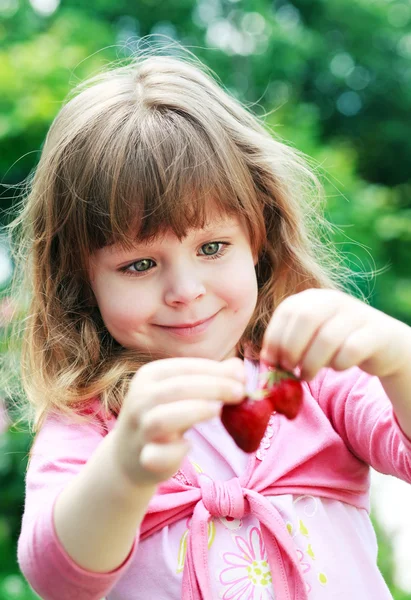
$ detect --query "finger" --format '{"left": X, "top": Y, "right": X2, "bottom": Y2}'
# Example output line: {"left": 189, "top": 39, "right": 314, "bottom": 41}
{"left": 278, "top": 312, "right": 322, "bottom": 371}
{"left": 261, "top": 306, "right": 292, "bottom": 368}
{"left": 331, "top": 327, "right": 380, "bottom": 374}
{"left": 223, "top": 357, "right": 247, "bottom": 382}
{"left": 126, "top": 374, "right": 244, "bottom": 427}
{"left": 135, "top": 374, "right": 245, "bottom": 415}
{"left": 140, "top": 399, "right": 222, "bottom": 443}
{"left": 139, "top": 439, "right": 190, "bottom": 475}
{"left": 136, "top": 356, "right": 245, "bottom": 384}
{"left": 263, "top": 297, "right": 338, "bottom": 369}
{"left": 298, "top": 315, "right": 363, "bottom": 380}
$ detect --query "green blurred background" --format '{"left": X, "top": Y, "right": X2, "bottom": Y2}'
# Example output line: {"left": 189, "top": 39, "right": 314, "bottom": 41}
{"left": 0, "top": 0, "right": 411, "bottom": 598}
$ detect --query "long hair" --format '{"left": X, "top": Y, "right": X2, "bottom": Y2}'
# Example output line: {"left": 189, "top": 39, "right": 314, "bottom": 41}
{"left": 9, "top": 43, "right": 356, "bottom": 431}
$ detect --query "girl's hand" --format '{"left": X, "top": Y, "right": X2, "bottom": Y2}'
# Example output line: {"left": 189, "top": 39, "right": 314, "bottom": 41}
{"left": 111, "top": 357, "right": 246, "bottom": 487}
{"left": 261, "top": 288, "right": 411, "bottom": 382}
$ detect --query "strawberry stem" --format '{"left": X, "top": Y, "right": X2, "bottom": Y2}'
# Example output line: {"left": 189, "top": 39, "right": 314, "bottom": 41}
{"left": 259, "top": 366, "right": 300, "bottom": 388}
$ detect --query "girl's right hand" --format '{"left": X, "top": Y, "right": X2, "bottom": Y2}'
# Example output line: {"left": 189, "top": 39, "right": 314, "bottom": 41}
{"left": 111, "top": 356, "right": 246, "bottom": 487}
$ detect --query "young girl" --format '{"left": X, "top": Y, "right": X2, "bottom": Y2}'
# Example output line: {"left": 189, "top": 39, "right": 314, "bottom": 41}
{"left": 15, "top": 47, "right": 411, "bottom": 600}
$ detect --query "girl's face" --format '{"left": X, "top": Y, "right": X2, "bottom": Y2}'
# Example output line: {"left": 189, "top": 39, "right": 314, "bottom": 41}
{"left": 88, "top": 212, "right": 258, "bottom": 361}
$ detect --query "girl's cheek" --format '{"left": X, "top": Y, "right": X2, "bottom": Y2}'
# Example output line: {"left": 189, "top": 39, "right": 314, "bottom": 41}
{"left": 221, "top": 255, "right": 257, "bottom": 300}
{"left": 98, "top": 287, "right": 154, "bottom": 332}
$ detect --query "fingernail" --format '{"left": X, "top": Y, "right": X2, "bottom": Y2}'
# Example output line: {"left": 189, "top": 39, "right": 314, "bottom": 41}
{"left": 210, "top": 401, "right": 222, "bottom": 415}
{"left": 224, "top": 357, "right": 246, "bottom": 382}
{"left": 281, "top": 359, "right": 293, "bottom": 371}
{"left": 301, "top": 370, "right": 313, "bottom": 381}
{"left": 232, "top": 383, "right": 245, "bottom": 399}
{"left": 260, "top": 350, "right": 273, "bottom": 365}
{"left": 234, "top": 369, "right": 246, "bottom": 382}
{"left": 225, "top": 356, "right": 242, "bottom": 365}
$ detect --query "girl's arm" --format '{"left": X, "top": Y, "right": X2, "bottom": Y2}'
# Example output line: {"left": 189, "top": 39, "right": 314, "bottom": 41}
{"left": 379, "top": 366, "right": 411, "bottom": 439}
{"left": 53, "top": 428, "right": 156, "bottom": 572}
{"left": 313, "top": 365, "right": 411, "bottom": 481}
{"left": 18, "top": 407, "right": 143, "bottom": 600}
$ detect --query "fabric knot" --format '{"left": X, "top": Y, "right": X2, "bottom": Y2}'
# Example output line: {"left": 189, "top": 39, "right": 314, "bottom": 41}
{"left": 199, "top": 475, "right": 245, "bottom": 519}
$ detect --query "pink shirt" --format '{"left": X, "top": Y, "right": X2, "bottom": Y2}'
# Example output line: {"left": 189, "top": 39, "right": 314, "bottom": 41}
{"left": 18, "top": 361, "right": 411, "bottom": 599}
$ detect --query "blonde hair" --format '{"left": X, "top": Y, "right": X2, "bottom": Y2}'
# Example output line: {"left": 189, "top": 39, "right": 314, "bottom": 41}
{"left": 9, "top": 42, "right": 357, "bottom": 431}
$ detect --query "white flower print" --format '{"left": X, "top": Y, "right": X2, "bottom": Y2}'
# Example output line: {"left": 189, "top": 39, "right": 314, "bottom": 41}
{"left": 218, "top": 526, "right": 275, "bottom": 599}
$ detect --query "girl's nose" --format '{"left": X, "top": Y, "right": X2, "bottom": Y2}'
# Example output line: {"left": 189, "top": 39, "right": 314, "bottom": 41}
{"left": 164, "top": 271, "right": 206, "bottom": 306}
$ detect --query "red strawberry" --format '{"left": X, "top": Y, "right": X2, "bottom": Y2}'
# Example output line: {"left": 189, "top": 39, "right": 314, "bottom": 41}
{"left": 221, "top": 392, "right": 273, "bottom": 453}
{"left": 221, "top": 366, "right": 304, "bottom": 452}
{"left": 261, "top": 368, "right": 303, "bottom": 419}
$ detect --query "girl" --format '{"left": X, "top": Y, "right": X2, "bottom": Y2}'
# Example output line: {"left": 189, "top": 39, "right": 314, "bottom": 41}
{"left": 14, "top": 47, "right": 411, "bottom": 600}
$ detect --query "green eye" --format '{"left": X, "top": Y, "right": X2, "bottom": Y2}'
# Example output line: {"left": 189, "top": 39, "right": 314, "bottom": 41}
{"left": 201, "top": 242, "right": 220, "bottom": 255}
{"left": 133, "top": 259, "right": 154, "bottom": 271}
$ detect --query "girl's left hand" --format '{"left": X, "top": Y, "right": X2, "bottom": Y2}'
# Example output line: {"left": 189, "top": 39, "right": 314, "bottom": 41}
{"left": 260, "top": 288, "right": 411, "bottom": 381}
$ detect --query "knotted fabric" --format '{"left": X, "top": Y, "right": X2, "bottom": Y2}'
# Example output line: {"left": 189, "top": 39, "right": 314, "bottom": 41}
{"left": 183, "top": 474, "right": 308, "bottom": 599}
{"left": 199, "top": 474, "right": 244, "bottom": 519}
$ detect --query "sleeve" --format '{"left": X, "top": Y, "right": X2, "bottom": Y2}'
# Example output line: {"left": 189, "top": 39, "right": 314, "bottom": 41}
{"left": 313, "top": 366, "right": 411, "bottom": 483}
{"left": 17, "top": 405, "right": 138, "bottom": 600}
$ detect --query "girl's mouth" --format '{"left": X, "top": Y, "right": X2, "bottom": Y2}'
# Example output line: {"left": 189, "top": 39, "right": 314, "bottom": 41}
{"left": 155, "top": 313, "right": 218, "bottom": 337}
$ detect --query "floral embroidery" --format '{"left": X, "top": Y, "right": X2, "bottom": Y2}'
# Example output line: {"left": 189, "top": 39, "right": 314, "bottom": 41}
{"left": 173, "top": 458, "right": 203, "bottom": 485}
{"left": 191, "top": 460, "right": 203, "bottom": 473}
{"left": 296, "top": 549, "right": 311, "bottom": 574}
{"left": 177, "top": 529, "right": 189, "bottom": 574}
{"left": 285, "top": 497, "right": 328, "bottom": 594}
{"left": 219, "top": 515, "right": 243, "bottom": 531}
{"left": 294, "top": 495, "right": 319, "bottom": 518}
{"left": 255, "top": 366, "right": 277, "bottom": 461}
{"left": 256, "top": 415, "right": 276, "bottom": 461}
{"left": 299, "top": 519, "right": 309, "bottom": 537}
{"left": 218, "top": 526, "right": 274, "bottom": 599}
{"left": 176, "top": 516, "right": 216, "bottom": 573}
{"left": 307, "top": 544, "right": 315, "bottom": 560}
{"left": 173, "top": 469, "right": 192, "bottom": 487}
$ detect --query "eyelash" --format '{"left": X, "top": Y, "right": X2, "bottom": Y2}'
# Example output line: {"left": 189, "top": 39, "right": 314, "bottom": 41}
{"left": 119, "top": 242, "right": 231, "bottom": 277}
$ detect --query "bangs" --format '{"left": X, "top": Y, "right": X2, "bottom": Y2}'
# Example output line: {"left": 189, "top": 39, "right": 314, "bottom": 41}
{"left": 80, "top": 107, "right": 263, "bottom": 253}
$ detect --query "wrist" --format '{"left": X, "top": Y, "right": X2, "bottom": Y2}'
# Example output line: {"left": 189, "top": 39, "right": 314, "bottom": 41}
{"left": 378, "top": 343, "right": 411, "bottom": 441}
{"left": 53, "top": 427, "right": 157, "bottom": 574}
{"left": 98, "top": 430, "right": 158, "bottom": 507}
{"left": 379, "top": 322, "right": 411, "bottom": 381}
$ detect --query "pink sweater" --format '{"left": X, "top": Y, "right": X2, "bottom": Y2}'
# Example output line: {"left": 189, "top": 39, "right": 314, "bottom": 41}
{"left": 18, "top": 361, "right": 411, "bottom": 600}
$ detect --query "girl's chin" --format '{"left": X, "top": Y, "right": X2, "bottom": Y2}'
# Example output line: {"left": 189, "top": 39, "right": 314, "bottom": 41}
{"left": 120, "top": 336, "right": 237, "bottom": 362}
{"left": 156, "top": 346, "right": 231, "bottom": 361}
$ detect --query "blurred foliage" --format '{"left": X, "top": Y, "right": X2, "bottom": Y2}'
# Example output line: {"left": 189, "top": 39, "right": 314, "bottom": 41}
{"left": 0, "top": 425, "right": 39, "bottom": 599}
{"left": 0, "top": 0, "right": 411, "bottom": 598}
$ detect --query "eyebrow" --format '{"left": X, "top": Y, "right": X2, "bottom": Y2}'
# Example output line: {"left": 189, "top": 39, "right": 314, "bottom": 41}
{"left": 104, "top": 221, "right": 240, "bottom": 255}
{"left": 198, "top": 221, "right": 239, "bottom": 234}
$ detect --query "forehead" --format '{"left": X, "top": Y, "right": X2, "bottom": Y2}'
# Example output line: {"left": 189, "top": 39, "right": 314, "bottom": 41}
{"left": 105, "top": 212, "right": 243, "bottom": 254}
{"left": 186, "top": 212, "right": 241, "bottom": 233}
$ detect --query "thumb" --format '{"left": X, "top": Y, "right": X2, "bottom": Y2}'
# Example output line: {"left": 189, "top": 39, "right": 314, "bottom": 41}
{"left": 222, "top": 356, "right": 246, "bottom": 382}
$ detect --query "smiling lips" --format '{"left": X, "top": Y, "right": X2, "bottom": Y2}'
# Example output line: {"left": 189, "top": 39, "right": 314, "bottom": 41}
{"left": 155, "top": 313, "right": 217, "bottom": 337}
